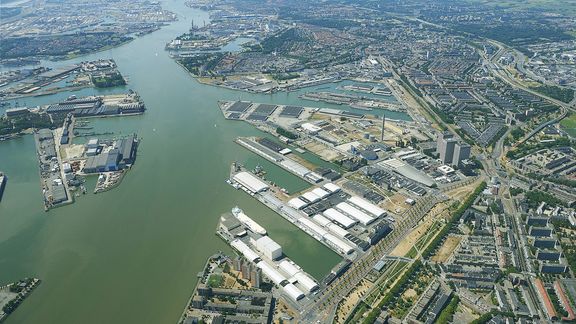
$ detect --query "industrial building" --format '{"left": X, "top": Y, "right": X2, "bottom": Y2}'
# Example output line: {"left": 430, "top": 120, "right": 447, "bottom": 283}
{"left": 218, "top": 213, "right": 247, "bottom": 238}
{"left": 335, "top": 202, "right": 375, "bottom": 226}
{"left": 348, "top": 196, "right": 386, "bottom": 218}
{"left": 255, "top": 236, "right": 282, "bottom": 260}
{"left": 297, "top": 217, "right": 355, "bottom": 255}
{"left": 288, "top": 197, "right": 308, "bottom": 210}
{"left": 323, "top": 183, "right": 341, "bottom": 193}
{"left": 82, "top": 135, "right": 138, "bottom": 173}
{"left": 231, "top": 239, "right": 261, "bottom": 263}
{"left": 323, "top": 208, "right": 358, "bottom": 229}
{"left": 5, "top": 107, "right": 30, "bottom": 118}
{"left": 232, "top": 171, "right": 269, "bottom": 193}
{"left": 278, "top": 260, "right": 319, "bottom": 293}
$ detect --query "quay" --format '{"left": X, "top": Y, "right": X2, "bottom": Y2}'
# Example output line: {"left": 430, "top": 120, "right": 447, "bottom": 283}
{"left": 228, "top": 163, "right": 394, "bottom": 258}
{"left": 228, "top": 163, "right": 358, "bottom": 258}
{"left": 0, "top": 278, "right": 41, "bottom": 323}
{"left": 235, "top": 136, "right": 324, "bottom": 184}
{"left": 34, "top": 129, "right": 73, "bottom": 211}
{"left": 217, "top": 207, "right": 322, "bottom": 310}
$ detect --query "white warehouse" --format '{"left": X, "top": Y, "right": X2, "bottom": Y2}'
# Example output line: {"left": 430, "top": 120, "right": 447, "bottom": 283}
{"left": 301, "top": 191, "right": 320, "bottom": 204}
{"left": 312, "top": 187, "right": 330, "bottom": 199}
{"left": 233, "top": 172, "right": 269, "bottom": 193}
{"left": 294, "top": 272, "right": 319, "bottom": 293}
{"left": 288, "top": 197, "right": 308, "bottom": 210}
{"left": 335, "top": 202, "right": 375, "bottom": 226}
{"left": 298, "top": 217, "right": 328, "bottom": 237}
{"left": 323, "top": 183, "right": 341, "bottom": 193}
{"left": 323, "top": 208, "right": 358, "bottom": 229}
{"left": 348, "top": 196, "right": 386, "bottom": 218}
{"left": 255, "top": 236, "right": 283, "bottom": 260}
{"left": 230, "top": 239, "right": 261, "bottom": 263}
{"left": 257, "top": 261, "right": 286, "bottom": 285}
{"left": 283, "top": 283, "right": 305, "bottom": 301}
{"left": 323, "top": 233, "right": 354, "bottom": 255}
{"left": 312, "top": 214, "right": 332, "bottom": 227}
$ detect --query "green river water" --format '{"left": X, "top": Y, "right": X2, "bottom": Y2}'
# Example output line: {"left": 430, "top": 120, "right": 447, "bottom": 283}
{"left": 0, "top": 1, "right": 411, "bottom": 323}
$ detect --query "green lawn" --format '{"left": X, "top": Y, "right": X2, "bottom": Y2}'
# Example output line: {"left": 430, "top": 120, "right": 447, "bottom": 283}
{"left": 561, "top": 114, "right": 576, "bottom": 138}
{"left": 207, "top": 274, "right": 223, "bottom": 288}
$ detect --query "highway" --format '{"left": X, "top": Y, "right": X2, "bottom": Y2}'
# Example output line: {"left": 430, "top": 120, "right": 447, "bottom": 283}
{"left": 484, "top": 40, "right": 576, "bottom": 146}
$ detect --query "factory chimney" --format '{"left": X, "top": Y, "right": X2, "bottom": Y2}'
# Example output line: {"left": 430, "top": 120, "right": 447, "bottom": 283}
{"left": 381, "top": 114, "right": 385, "bottom": 141}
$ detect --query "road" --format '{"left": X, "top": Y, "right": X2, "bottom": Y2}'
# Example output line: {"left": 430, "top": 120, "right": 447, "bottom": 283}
{"left": 484, "top": 40, "right": 576, "bottom": 145}
{"left": 299, "top": 193, "right": 446, "bottom": 323}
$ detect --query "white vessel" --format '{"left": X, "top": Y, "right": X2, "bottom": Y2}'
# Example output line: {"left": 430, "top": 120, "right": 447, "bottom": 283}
{"left": 231, "top": 206, "right": 267, "bottom": 235}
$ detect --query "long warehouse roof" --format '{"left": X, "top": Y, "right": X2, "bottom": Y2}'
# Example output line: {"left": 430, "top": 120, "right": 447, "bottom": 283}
{"left": 257, "top": 261, "right": 286, "bottom": 285}
{"left": 312, "top": 214, "right": 332, "bottom": 227}
{"left": 283, "top": 283, "right": 305, "bottom": 301}
{"left": 298, "top": 217, "right": 328, "bottom": 237}
{"left": 312, "top": 187, "right": 330, "bottom": 199}
{"left": 323, "top": 233, "right": 354, "bottom": 255}
{"left": 348, "top": 196, "right": 386, "bottom": 218}
{"left": 279, "top": 260, "right": 301, "bottom": 277}
{"left": 294, "top": 272, "right": 319, "bottom": 293}
{"left": 336, "top": 202, "right": 375, "bottom": 226}
{"left": 236, "top": 211, "right": 267, "bottom": 235}
{"left": 231, "top": 239, "right": 260, "bottom": 262}
{"left": 233, "top": 171, "right": 269, "bottom": 193}
{"left": 301, "top": 191, "right": 320, "bottom": 203}
{"left": 323, "top": 208, "right": 357, "bottom": 229}
{"left": 323, "top": 183, "right": 341, "bottom": 193}
{"left": 325, "top": 222, "right": 350, "bottom": 238}
{"left": 288, "top": 197, "right": 308, "bottom": 210}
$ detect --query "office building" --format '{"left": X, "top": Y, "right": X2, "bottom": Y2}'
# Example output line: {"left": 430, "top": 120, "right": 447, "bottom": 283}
{"left": 453, "top": 143, "right": 471, "bottom": 166}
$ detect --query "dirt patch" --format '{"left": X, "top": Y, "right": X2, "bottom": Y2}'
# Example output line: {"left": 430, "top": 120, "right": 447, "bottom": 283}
{"left": 302, "top": 141, "right": 341, "bottom": 161}
{"left": 383, "top": 193, "right": 409, "bottom": 214}
{"left": 431, "top": 235, "right": 462, "bottom": 263}
{"left": 403, "top": 288, "right": 417, "bottom": 299}
{"left": 336, "top": 281, "right": 372, "bottom": 324}
{"left": 390, "top": 216, "right": 435, "bottom": 257}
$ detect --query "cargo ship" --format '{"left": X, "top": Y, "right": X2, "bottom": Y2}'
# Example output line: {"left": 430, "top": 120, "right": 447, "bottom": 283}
{"left": 0, "top": 172, "right": 6, "bottom": 202}
{"left": 231, "top": 206, "right": 267, "bottom": 235}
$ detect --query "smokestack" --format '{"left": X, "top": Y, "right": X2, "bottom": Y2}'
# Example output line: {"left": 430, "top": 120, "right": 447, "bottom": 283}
{"left": 381, "top": 114, "right": 385, "bottom": 141}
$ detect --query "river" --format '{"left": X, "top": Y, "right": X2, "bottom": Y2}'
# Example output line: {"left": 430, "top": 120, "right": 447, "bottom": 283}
{"left": 0, "top": 1, "right": 410, "bottom": 323}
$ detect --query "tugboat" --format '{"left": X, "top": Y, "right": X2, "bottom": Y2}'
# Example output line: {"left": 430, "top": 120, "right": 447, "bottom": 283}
{"left": 0, "top": 172, "right": 6, "bottom": 202}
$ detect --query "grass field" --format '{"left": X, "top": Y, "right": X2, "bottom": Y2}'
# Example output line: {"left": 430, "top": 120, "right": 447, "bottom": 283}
{"left": 561, "top": 113, "right": 576, "bottom": 138}
{"left": 207, "top": 274, "right": 223, "bottom": 288}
